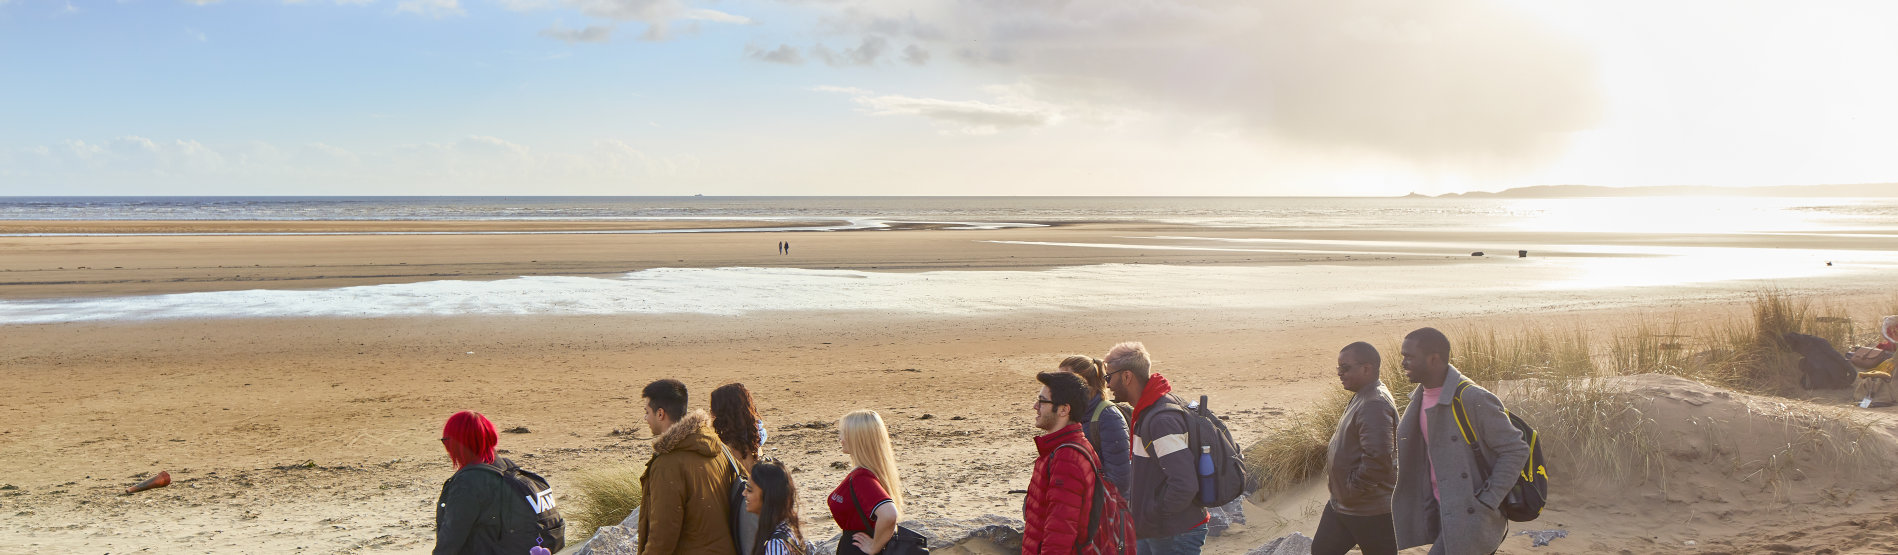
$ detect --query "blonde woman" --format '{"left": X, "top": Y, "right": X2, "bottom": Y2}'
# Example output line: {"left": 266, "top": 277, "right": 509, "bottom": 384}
{"left": 827, "top": 410, "right": 905, "bottom": 555}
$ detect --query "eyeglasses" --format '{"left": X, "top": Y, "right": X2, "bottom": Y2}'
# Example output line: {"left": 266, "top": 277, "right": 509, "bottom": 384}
{"left": 1035, "top": 397, "right": 1056, "bottom": 406}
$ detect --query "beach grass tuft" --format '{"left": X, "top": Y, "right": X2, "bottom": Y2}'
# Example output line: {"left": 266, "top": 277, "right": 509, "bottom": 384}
{"left": 567, "top": 466, "right": 644, "bottom": 541}
{"left": 1243, "top": 390, "right": 1348, "bottom": 497}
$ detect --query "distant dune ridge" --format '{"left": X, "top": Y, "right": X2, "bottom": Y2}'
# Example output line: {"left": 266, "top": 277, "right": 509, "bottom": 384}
{"left": 1425, "top": 182, "right": 1898, "bottom": 198}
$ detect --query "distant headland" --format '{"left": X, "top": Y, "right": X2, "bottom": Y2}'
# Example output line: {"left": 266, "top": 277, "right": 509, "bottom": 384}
{"left": 1421, "top": 183, "right": 1898, "bottom": 198}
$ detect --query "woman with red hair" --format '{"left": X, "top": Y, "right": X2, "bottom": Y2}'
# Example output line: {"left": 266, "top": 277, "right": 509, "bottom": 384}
{"left": 433, "top": 410, "right": 532, "bottom": 555}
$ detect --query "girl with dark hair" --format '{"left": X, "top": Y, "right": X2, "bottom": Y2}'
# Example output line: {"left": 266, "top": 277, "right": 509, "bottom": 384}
{"left": 434, "top": 410, "right": 536, "bottom": 555}
{"left": 712, "top": 383, "right": 768, "bottom": 552}
{"left": 744, "top": 460, "right": 810, "bottom": 555}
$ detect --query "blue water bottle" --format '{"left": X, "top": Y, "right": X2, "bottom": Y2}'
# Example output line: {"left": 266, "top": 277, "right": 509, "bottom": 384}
{"left": 1197, "top": 445, "right": 1216, "bottom": 505}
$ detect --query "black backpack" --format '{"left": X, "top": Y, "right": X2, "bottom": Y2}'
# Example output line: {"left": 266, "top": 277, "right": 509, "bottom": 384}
{"left": 1140, "top": 394, "right": 1249, "bottom": 508}
{"left": 1450, "top": 381, "right": 1548, "bottom": 522}
{"left": 720, "top": 445, "right": 751, "bottom": 555}
{"left": 468, "top": 458, "right": 566, "bottom": 552}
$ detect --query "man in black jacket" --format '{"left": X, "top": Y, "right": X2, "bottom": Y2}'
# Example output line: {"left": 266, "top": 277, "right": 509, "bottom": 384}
{"left": 1104, "top": 341, "right": 1207, "bottom": 555}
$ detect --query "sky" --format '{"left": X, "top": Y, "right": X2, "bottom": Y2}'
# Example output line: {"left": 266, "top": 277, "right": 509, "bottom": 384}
{"left": 3, "top": 0, "right": 1898, "bottom": 196}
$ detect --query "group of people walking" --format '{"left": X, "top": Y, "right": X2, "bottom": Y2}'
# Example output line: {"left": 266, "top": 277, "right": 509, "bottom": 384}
{"left": 431, "top": 327, "right": 1531, "bottom": 555}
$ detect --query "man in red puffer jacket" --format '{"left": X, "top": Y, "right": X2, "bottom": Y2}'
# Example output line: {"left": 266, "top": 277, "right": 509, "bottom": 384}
{"left": 1024, "top": 371, "right": 1098, "bottom": 554}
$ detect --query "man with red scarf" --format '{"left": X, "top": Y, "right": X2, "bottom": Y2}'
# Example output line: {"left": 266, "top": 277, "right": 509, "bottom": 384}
{"left": 1103, "top": 342, "right": 1207, "bottom": 555}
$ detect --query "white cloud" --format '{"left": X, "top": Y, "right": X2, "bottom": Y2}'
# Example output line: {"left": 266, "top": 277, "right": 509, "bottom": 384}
{"left": 539, "top": 23, "right": 615, "bottom": 43}
{"left": 790, "top": 0, "right": 1604, "bottom": 167}
{"left": 395, "top": 0, "right": 463, "bottom": 18}
{"left": 818, "top": 87, "right": 1056, "bottom": 134}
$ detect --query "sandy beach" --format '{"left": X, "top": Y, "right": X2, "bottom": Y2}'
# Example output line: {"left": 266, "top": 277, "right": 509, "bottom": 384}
{"left": 5, "top": 220, "right": 1898, "bottom": 554}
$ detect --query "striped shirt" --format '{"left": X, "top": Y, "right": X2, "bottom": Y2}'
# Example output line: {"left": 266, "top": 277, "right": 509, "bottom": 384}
{"left": 760, "top": 521, "right": 807, "bottom": 555}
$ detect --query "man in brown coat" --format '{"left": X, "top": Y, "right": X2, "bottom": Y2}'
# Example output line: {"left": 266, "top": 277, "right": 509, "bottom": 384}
{"left": 1314, "top": 341, "right": 1399, "bottom": 555}
{"left": 636, "top": 379, "right": 738, "bottom": 555}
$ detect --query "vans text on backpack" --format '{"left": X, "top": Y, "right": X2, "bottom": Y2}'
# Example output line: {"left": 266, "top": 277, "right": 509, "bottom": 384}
{"left": 468, "top": 458, "right": 567, "bottom": 552}
{"left": 1138, "top": 394, "right": 1250, "bottom": 508}
{"left": 1450, "top": 381, "right": 1548, "bottom": 522}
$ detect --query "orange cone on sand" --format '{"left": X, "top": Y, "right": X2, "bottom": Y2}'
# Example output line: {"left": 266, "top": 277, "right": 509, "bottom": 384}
{"left": 127, "top": 471, "right": 171, "bottom": 494}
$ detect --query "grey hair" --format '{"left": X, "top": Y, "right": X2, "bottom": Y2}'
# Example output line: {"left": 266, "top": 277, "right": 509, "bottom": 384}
{"left": 1104, "top": 341, "right": 1152, "bottom": 382}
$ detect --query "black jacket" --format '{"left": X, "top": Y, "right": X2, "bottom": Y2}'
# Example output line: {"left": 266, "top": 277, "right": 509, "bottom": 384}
{"left": 435, "top": 462, "right": 537, "bottom": 555}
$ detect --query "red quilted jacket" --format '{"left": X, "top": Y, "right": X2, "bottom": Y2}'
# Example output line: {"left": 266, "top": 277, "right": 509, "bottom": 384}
{"left": 1023, "top": 424, "right": 1098, "bottom": 555}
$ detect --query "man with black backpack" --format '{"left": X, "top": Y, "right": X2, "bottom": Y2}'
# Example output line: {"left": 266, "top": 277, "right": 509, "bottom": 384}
{"left": 1104, "top": 342, "right": 1207, "bottom": 555}
{"left": 1392, "top": 328, "right": 1529, "bottom": 555}
{"left": 636, "top": 379, "right": 740, "bottom": 555}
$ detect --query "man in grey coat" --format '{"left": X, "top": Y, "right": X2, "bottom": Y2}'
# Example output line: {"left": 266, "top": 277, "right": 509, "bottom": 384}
{"left": 1314, "top": 341, "right": 1398, "bottom": 555}
{"left": 1392, "top": 328, "right": 1529, "bottom": 555}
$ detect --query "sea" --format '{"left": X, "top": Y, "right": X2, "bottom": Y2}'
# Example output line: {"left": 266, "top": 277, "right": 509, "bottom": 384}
{"left": 0, "top": 195, "right": 1892, "bottom": 234}
{"left": 2, "top": 196, "right": 1896, "bottom": 324}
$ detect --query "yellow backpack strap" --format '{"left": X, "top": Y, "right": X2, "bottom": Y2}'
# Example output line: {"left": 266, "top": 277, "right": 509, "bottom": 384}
{"left": 1450, "top": 380, "right": 1477, "bottom": 446}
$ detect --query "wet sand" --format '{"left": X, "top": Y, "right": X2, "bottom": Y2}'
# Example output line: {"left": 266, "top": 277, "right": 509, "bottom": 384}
{"left": 4, "top": 221, "right": 1898, "bottom": 554}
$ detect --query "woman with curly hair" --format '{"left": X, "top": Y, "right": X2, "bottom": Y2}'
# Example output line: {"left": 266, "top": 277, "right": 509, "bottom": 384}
{"left": 713, "top": 383, "right": 769, "bottom": 552}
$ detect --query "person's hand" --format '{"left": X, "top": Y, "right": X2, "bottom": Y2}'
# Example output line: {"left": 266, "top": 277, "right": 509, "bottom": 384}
{"left": 852, "top": 532, "right": 880, "bottom": 554}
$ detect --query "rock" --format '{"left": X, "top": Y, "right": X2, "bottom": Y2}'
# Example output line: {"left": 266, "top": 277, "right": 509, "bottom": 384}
{"left": 1245, "top": 532, "right": 1313, "bottom": 555}
{"left": 811, "top": 514, "right": 1024, "bottom": 554}
{"left": 571, "top": 508, "right": 641, "bottom": 555}
{"left": 1221, "top": 497, "right": 1247, "bottom": 525}
{"left": 503, "top": 426, "right": 531, "bottom": 434}
{"left": 1207, "top": 497, "right": 1249, "bottom": 536}
{"left": 1471, "top": 251, "right": 1485, "bottom": 257}
{"left": 908, "top": 514, "right": 1025, "bottom": 550}
{"left": 572, "top": 525, "right": 638, "bottom": 555}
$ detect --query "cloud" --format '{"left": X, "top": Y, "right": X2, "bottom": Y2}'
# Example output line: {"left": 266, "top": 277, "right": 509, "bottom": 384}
{"left": 395, "top": 0, "right": 464, "bottom": 18}
{"left": 793, "top": 0, "right": 1604, "bottom": 165}
{"left": 746, "top": 44, "right": 804, "bottom": 65}
{"left": 818, "top": 87, "right": 1056, "bottom": 134}
{"left": 813, "top": 35, "right": 888, "bottom": 66}
{"left": 901, "top": 44, "right": 930, "bottom": 66}
{"left": 539, "top": 23, "right": 615, "bottom": 43}
{"left": 186, "top": 28, "right": 208, "bottom": 42}
{"left": 558, "top": 0, "right": 749, "bottom": 40}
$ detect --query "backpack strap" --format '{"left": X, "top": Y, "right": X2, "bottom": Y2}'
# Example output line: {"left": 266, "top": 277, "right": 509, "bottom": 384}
{"left": 1086, "top": 399, "right": 1110, "bottom": 447}
{"left": 1136, "top": 395, "right": 1188, "bottom": 457}
{"left": 844, "top": 470, "right": 887, "bottom": 533}
{"left": 1045, "top": 442, "right": 1102, "bottom": 553}
{"left": 1449, "top": 381, "right": 1493, "bottom": 480}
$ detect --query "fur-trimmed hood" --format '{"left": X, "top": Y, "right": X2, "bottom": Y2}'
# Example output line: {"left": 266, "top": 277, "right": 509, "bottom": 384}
{"left": 653, "top": 409, "right": 721, "bottom": 458}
